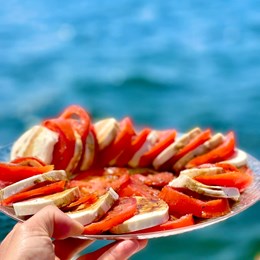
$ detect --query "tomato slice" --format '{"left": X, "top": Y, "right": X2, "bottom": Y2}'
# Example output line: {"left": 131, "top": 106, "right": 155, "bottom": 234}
{"left": 10, "top": 157, "right": 47, "bottom": 167}
{"left": 63, "top": 193, "right": 98, "bottom": 211}
{"left": 195, "top": 163, "right": 253, "bottom": 192}
{"left": 42, "top": 118, "right": 76, "bottom": 171}
{"left": 134, "top": 214, "right": 194, "bottom": 233}
{"left": 138, "top": 130, "right": 177, "bottom": 168}
{"left": 0, "top": 163, "right": 54, "bottom": 186}
{"left": 1, "top": 180, "right": 66, "bottom": 206}
{"left": 115, "top": 128, "right": 151, "bottom": 167}
{"left": 186, "top": 131, "right": 236, "bottom": 168}
{"left": 69, "top": 171, "right": 130, "bottom": 196}
{"left": 117, "top": 176, "right": 160, "bottom": 199}
{"left": 83, "top": 197, "right": 137, "bottom": 234}
{"left": 131, "top": 171, "right": 174, "bottom": 188}
{"left": 98, "top": 117, "right": 135, "bottom": 166}
{"left": 159, "top": 186, "right": 230, "bottom": 218}
{"left": 164, "top": 129, "right": 212, "bottom": 170}
{"left": 59, "top": 105, "right": 92, "bottom": 171}
{"left": 59, "top": 105, "right": 91, "bottom": 139}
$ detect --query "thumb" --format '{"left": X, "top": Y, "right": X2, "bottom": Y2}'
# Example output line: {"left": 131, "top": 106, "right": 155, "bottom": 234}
{"left": 23, "top": 205, "right": 84, "bottom": 239}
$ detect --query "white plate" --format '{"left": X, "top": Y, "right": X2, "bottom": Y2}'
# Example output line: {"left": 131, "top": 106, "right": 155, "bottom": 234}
{"left": 0, "top": 145, "right": 259, "bottom": 240}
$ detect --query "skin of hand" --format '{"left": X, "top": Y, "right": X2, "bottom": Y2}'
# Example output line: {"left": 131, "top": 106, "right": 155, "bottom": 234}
{"left": 0, "top": 205, "right": 148, "bottom": 260}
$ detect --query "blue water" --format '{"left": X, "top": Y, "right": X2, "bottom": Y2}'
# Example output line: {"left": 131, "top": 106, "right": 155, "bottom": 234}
{"left": 0, "top": 0, "right": 260, "bottom": 259}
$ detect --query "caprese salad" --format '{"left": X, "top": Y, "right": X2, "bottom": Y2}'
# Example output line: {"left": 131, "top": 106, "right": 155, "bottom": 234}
{"left": 0, "top": 105, "right": 253, "bottom": 235}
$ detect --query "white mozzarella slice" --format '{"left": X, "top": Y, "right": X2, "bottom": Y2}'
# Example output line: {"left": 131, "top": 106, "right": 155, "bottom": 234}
{"left": 0, "top": 170, "right": 67, "bottom": 201}
{"left": 173, "top": 133, "right": 225, "bottom": 172}
{"left": 67, "top": 188, "right": 119, "bottom": 226}
{"left": 152, "top": 127, "right": 202, "bottom": 170}
{"left": 128, "top": 131, "right": 159, "bottom": 168}
{"left": 10, "top": 125, "right": 59, "bottom": 165}
{"left": 80, "top": 130, "right": 96, "bottom": 171}
{"left": 13, "top": 187, "right": 80, "bottom": 216}
{"left": 66, "top": 131, "right": 83, "bottom": 174}
{"left": 220, "top": 149, "right": 248, "bottom": 167}
{"left": 110, "top": 196, "right": 169, "bottom": 234}
{"left": 94, "top": 118, "right": 119, "bottom": 150}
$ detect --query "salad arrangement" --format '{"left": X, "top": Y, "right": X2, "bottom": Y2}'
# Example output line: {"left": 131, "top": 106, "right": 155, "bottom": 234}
{"left": 0, "top": 105, "right": 253, "bottom": 236}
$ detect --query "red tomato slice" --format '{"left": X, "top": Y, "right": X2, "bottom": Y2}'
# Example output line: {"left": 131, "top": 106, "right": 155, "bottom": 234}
{"left": 98, "top": 117, "right": 135, "bottom": 166}
{"left": 59, "top": 105, "right": 92, "bottom": 171}
{"left": 186, "top": 131, "right": 236, "bottom": 168}
{"left": 138, "top": 130, "right": 177, "bottom": 168}
{"left": 159, "top": 186, "right": 230, "bottom": 218}
{"left": 63, "top": 193, "right": 98, "bottom": 211}
{"left": 115, "top": 128, "right": 151, "bottom": 167}
{"left": 10, "top": 157, "right": 47, "bottom": 167}
{"left": 1, "top": 180, "right": 66, "bottom": 206}
{"left": 59, "top": 105, "right": 91, "bottom": 139}
{"left": 195, "top": 163, "right": 253, "bottom": 192}
{"left": 131, "top": 171, "right": 174, "bottom": 188}
{"left": 0, "top": 163, "right": 54, "bottom": 186}
{"left": 69, "top": 171, "right": 130, "bottom": 196}
{"left": 134, "top": 214, "right": 194, "bottom": 233}
{"left": 117, "top": 176, "right": 160, "bottom": 199}
{"left": 83, "top": 197, "right": 137, "bottom": 234}
{"left": 42, "top": 118, "right": 76, "bottom": 171}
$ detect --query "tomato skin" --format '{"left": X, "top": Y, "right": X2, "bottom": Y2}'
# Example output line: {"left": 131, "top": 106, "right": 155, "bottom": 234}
{"left": 98, "top": 117, "right": 135, "bottom": 166}
{"left": 0, "top": 163, "right": 54, "bottom": 187}
{"left": 83, "top": 197, "right": 137, "bottom": 234}
{"left": 42, "top": 118, "right": 76, "bottom": 171}
{"left": 138, "top": 130, "right": 176, "bottom": 168}
{"left": 115, "top": 128, "right": 151, "bottom": 167}
{"left": 186, "top": 131, "right": 235, "bottom": 168}
{"left": 1, "top": 180, "right": 66, "bottom": 206}
{"left": 133, "top": 214, "right": 194, "bottom": 233}
{"left": 159, "top": 186, "right": 230, "bottom": 218}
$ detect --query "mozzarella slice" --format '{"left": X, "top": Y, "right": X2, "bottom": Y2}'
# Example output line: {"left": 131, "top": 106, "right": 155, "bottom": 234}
{"left": 128, "top": 131, "right": 159, "bottom": 168}
{"left": 0, "top": 170, "right": 67, "bottom": 201}
{"left": 13, "top": 187, "right": 80, "bottom": 216}
{"left": 94, "top": 118, "right": 119, "bottom": 150}
{"left": 67, "top": 188, "right": 119, "bottom": 226}
{"left": 153, "top": 127, "right": 202, "bottom": 170}
{"left": 80, "top": 130, "right": 96, "bottom": 171}
{"left": 220, "top": 149, "right": 248, "bottom": 167}
{"left": 173, "top": 133, "right": 225, "bottom": 172}
{"left": 66, "top": 131, "right": 83, "bottom": 174}
{"left": 110, "top": 196, "right": 169, "bottom": 234}
{"left": 10, "top": 125, "right": 59, "bottom": 165}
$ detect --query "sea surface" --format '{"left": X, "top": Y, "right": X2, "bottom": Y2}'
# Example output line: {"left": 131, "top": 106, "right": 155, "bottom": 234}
{"left": 0, "top": 1, "right": 259, "bottom": 259}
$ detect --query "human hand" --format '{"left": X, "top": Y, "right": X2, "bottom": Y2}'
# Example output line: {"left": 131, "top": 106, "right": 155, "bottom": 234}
{"left": 0, "top": 205, "right": 148, "bottom": 260}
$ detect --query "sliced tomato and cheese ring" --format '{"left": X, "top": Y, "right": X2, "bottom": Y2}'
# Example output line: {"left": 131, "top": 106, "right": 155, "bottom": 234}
{"left": 110, "top": 196, "right": 169, "bottom": 234}
{"left": 67, "top": 188, "right": 119, "bottom": 226}
{"left": 79, "top": 127, "right": 98, "bottom": 171}
{"left": 13, "top": 187, "right": 80, "bottom": 216}
{"left": 0, "top": 170, "right": 67, "bottom": 201}
{"left": 173, "top": 133, "right": 225, "bottom": 172}
{"left": 10, "top": 125, "right": 59, "bottom": 165}
{"left": 152, "top": 127, "right": 202, "bottom": 170}
{"left": 94, "top": 118, "right": 120, "bottom": 151}
{"left": 128, "top": 130, "right": 160, "bottom": 168}
{"left": 98, "top": 117, "right": 135, "bottom": 166}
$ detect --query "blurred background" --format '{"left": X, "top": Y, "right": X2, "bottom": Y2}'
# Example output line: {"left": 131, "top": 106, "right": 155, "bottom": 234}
{"left": 0, "top": 0, "right": 259, "bottom": 259}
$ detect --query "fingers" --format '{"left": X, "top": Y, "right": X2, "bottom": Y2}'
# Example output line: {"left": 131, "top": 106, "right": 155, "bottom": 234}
{"left": 78, "top": 239, "right": 148, "bottom": 260}
{"left": 54, "top": 238, "right": 94, "bottom": 260}
{"left": 23, "top": 205, "right": 84, "bottom": 239}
